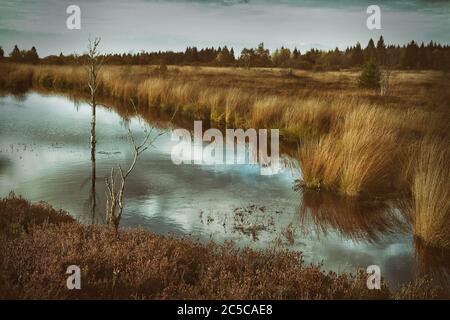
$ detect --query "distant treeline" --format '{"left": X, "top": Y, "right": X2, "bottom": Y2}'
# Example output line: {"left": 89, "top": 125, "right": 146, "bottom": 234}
{"left": 0, "top": 36, "right": 449, "bottom": 71}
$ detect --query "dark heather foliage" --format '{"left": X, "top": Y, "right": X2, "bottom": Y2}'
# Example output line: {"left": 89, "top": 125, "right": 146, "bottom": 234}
{"left": 0, "top": 192, "right": 74, "bottom": 239}
{"left": 0, "top": 196, "right": 448, "bottom": 299}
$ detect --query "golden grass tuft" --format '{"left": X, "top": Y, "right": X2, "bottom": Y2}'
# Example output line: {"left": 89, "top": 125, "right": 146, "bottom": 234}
{"left": 297, "top": 135, "right": 342, "bottom": 190}
{"left": 411, "top": 137, "right": 450, "bottom": 248}
{"left": 298, "top": 105, "right": 402, "bottom": 196}
{"left": 251, "top": 96, "right": 286, "bottom": 128}
{"left": 338, "top": 106, "right": 400, "bottom": 196}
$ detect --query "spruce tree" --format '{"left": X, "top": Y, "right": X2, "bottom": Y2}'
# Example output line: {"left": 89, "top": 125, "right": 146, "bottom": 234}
{"left": 376, "top": 36, "right": 386, "bottom": 65}
{"left": 10, "top": 45, "right": 22, "bottom": 62}
{"left": 359, "top": 59, "right": 381, "bottom": 90}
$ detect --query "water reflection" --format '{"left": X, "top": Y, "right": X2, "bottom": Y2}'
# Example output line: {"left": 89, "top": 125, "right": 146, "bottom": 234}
{"left": 0, "top": 91, "right": 448, "bottom": 290}
{"left": 414, "top": 239, "right": 450, "bottom": 288}
{"left": 298, "top": 189, "right": 410, "bottom": 243}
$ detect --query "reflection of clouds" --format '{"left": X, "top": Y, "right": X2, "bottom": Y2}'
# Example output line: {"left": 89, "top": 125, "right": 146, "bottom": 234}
{"left": 0, "top": 91, "right": 426, "bottom": 287}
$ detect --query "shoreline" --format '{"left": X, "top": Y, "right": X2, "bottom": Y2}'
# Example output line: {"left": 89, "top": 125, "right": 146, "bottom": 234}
{"left": 1, "top": 194, "right": 448, "bottom": 299}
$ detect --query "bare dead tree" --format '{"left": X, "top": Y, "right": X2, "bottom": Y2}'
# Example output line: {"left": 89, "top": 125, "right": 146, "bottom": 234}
{"left": 105, "top": 100, "right": 167, "bottom": 231}
{"left": 380, "top": 52, "right": 393, "bottom": 96}
{"left": 84, "top": 37, "right": 105, "bottom": 223}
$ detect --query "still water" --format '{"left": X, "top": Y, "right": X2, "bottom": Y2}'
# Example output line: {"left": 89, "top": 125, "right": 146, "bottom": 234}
{"left": 0, "top": 91, "right": 441, "bottom": 288}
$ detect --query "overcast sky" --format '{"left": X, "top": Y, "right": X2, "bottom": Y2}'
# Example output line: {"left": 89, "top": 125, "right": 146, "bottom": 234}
{"left": 0, "top": 0, "right": 449, "bottom": 56}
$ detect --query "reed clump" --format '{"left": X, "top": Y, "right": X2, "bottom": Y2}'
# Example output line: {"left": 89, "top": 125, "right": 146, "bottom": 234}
{"left": 411, "top": 137, "right": 450, "bottom": 248}
{"left": 297, "top": 105, "right": 404, "bottom": 197}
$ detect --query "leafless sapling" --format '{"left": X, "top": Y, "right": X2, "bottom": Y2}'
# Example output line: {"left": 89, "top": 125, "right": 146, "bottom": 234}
{"left": 104, "top": 100, "right": 167, "bottom": 231}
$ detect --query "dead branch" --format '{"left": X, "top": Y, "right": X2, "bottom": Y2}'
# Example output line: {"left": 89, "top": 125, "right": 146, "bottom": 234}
{"left": 105, "top": 100, "right": 167, "bottom": 231}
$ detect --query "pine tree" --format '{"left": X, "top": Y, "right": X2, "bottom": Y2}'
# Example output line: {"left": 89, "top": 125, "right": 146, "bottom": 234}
{"left": 364, "top": 38, "right": 376, "bottom": 62}
{"left": 352, "top": 42, "right": 364, "bottom": 66}
{"left": 292, "top": 48, "right": 300, "bottom": 60}
{"left": 216, "top": 46, "right": 234, "bottom": 64}
{"left": 402, "top": 41, "right": 419, "bottom": 69}
{"left": 255, "top": 42, "right": 271, "bottom": 67}
{"left": 359, "top": 59, "right": 381, "bottom": 90}
{"left": 24, "top": 46, "right": 39, "bottom": 64}
{"left": 9, "top": 45, "right": 22, "bottom": 62}
{"left": 376, "top": 36, "right": 386, "bottom": 65}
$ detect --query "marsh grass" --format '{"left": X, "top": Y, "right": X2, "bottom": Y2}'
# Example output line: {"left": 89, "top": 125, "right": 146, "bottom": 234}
{"left": 297, "top": 106, "right": 403, "bottom": 196}
{"left": 0, "top": 63, "right": 449, "bottom": 247}
{"left": 411, "top": 138, "right": 450, "bottom": 248}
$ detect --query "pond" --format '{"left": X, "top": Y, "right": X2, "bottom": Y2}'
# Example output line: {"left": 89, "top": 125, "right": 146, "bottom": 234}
{"left": 0, "top": 91, "right": 446, "bottom": 289}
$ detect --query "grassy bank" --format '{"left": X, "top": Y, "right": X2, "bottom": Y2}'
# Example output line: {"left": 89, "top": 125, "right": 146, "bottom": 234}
{"left": 0, "top": 63, "right": 449, "bottom": 248}
{"left": 0, "top": 195, "right": 447, "bottom": 299}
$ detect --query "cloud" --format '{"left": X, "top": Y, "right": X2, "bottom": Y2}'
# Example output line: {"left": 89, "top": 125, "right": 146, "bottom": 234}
{"left": 0, "top": 0, "right": 448, "bottom": 56}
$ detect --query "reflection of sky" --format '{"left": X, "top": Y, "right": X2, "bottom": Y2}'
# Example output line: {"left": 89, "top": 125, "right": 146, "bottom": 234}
{"left": 0, "top": 0, "right": 448, "bottom": 56}
{"left": 0, "top": 92, "right": 419, "bottom": 288}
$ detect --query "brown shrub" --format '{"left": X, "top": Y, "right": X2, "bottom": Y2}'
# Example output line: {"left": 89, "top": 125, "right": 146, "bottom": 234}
{"left": 0, "top": 192, "right": 74, "bottom": 239}
{"left": 1, "top": 196, "right": 447, "bottom": 299}
{"left": 1, "top": 222, "right": 397, "bottom": 300}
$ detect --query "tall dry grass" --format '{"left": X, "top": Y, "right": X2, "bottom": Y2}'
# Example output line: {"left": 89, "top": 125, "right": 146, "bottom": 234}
{"left": 297, "top": 105, "right": 404, "bottom": 196}
{"left": 338, "top": 106, "right": 400, "bottom": 196}
{"left": 411, "top": 137, "right": 450, "bottom": 248}
{"left": 0, "top": 63, "right": 449, "bottom": 242}
{"left": 298, "top": 135, "right": 342, "bottom": 190}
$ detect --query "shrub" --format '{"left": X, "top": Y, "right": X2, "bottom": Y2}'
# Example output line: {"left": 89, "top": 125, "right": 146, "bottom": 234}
{"left": 0, "top": 196, "right": 398, "bottom": 299}
{"left": 359, "top": 59, "right": 380, "bottom": 90}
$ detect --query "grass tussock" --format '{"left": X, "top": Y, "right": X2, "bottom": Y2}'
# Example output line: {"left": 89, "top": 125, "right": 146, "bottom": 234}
{"left": 411, "top": 138, "right": 450, "bottom": 248}
{"left": 297, "top": 105, "right": 403, "bottom": 196}
{"left": 1, "top": 195, "right": 447, "bottom": 299}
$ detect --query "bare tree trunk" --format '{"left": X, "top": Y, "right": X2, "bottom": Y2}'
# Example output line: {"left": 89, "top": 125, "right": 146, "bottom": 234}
{"left": 380, "top": 53, "right": 393, "bottom": 97}
{"left": 85, "top": 37, "right": 104, "bottom": 223}
{"left": 90, "top": 94, "right": 97, "bottom": 222}
{"left": 105, "top": 101, "right": 167, "bottom": 232}
{"left": 380, "top": 68, "right": 391, "bottom": 96}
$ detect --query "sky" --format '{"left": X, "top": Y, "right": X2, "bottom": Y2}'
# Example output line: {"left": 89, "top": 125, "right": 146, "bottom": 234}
{"left": 0, "top": 0, "right": 449, "bottom": 56}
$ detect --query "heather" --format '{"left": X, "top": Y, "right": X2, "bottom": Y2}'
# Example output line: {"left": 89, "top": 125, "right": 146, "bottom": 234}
{"left": 1, "top": 195, "right": 447, "bottom": 299}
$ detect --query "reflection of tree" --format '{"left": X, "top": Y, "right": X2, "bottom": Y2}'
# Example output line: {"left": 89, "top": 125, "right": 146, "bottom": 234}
{"left": 84, "top": 37, "right": 105, "bottom": 223}
{"left": 413, "top": 239, "right": 450, "bottom": 292}
{"left": 105, "top": 101, "right": 173, "bottom": 231}
{"left": 105, "top": 102, "right": 164, "bottom": 230}
{"left": 399, "top": 196, "right": 450, "bottom": 290}
{"left": 297, "top": 189, "right": 410, "bottom": 243}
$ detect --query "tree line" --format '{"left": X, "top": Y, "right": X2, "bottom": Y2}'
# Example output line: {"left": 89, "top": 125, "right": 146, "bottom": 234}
{"left": 0, "top": 36, "right": 449, "bottom": 71}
